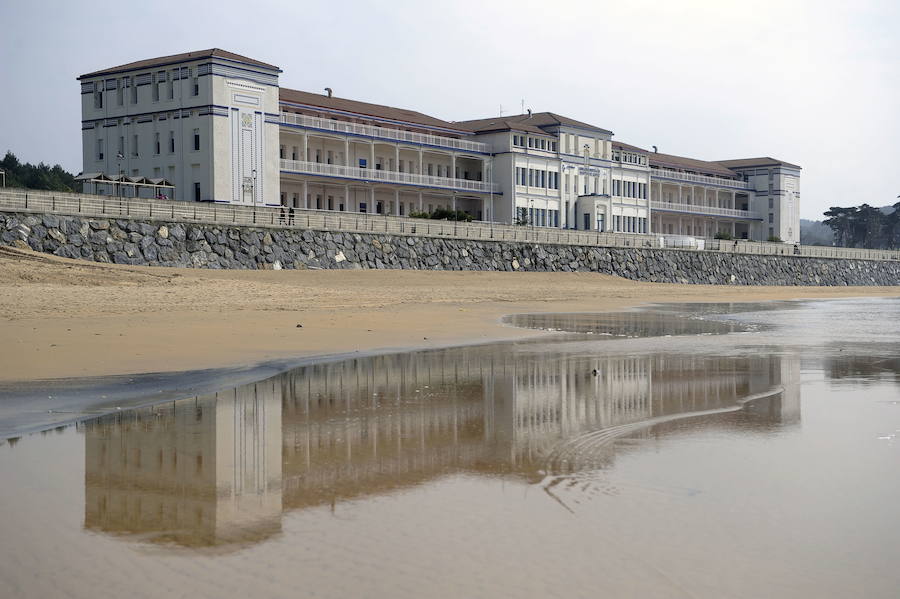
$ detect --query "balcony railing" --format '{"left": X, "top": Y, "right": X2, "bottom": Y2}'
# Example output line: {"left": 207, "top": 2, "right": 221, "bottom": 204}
{"left": 651, "top": 168, "right": 750, "bottom": 190}
{"left": 279, "top": 159, "right": 500, "bottom": 193}
{"left": 651, "top": 200, "right": 761, "bottom": 220}
{"left": 280, "top": 112, "right": 491, "bottom": 154}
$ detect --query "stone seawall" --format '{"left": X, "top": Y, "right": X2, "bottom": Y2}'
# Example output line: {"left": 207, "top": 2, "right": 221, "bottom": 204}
{"left": 3, "top": 212, "right": 900, "bottom": 286}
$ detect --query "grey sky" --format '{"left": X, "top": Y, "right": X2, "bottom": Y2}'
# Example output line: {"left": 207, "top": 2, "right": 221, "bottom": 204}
{"left": 1, "top": 0, "right": 897, "bottom": 219}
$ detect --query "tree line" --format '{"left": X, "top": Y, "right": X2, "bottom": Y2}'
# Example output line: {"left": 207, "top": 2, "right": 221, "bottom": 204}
{"left": 1, "top": 151, "right": 77, "bottom": 192}
{"left": 823, "top": 203, "right": 900, "bottom": 250}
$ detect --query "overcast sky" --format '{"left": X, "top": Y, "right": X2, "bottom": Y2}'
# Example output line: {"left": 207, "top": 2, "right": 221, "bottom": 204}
{"left": 1, "top": 0, "right": 897, "bottom": 219}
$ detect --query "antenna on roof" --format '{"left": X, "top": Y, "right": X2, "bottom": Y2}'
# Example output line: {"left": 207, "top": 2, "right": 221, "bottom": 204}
{"left": 499, "top": 103, "right": 504, "bottom": 116}
{"left": 521, "top": 99, "right": 525, "bottom": 113}
{"left": 652, "top": 145, "right": 658, "bottom": 153}
{"left": 324, "top": 87, "right": 333, "bottom": 98}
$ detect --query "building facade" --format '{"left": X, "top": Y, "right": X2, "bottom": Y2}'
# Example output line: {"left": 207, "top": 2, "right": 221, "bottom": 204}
{"left": 78, "top": 49, "right": 800, "bottom": 243}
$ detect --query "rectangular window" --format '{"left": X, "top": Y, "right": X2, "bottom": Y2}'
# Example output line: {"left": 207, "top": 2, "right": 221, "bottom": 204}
{"left": 116, "top": 80, "right": 124, "bottom": 105}
{"left": 130, "top": 78, "right": 137, "bottom": 104}
{"left": 94, "top": 87, "right": 103, "bottom": 109}
{"left": 292, "top": 146, "right": 298, "bottom": 160}
{"left": 327, "top": 196, "right": 334, "bottom": 210}
{"left": 280, "top": 145, "right": 285, "bottom": 159}
{"left": 359, "top": 202, "right": 367, "bottom": 213}
{"left": 168, "top": 72, "right": 175, "bottom": 99}
{"left": 118, "top": 136, "right": 124, "bottom": 156}
{"left": 583, "top": 213, "right": 590, "bottom": 230}
{"left": 169, "top": 131, "right": 175, "bottom": 153}
{"left": 193, "top": 129, "right": 200, "bottom": 152}
{"left": 153, "top": 73, "right": 161, "bottom": 102}
{"left": 131, "top": 134, "right": 138, "bottom": 157}
{"left": 769, "top": 213, "right": 774, "bottom": 223}
{"left": 528, "top": 138, "right": 533, "bottom": 148}
{"left": 97, "top": 138, "right": 104, "bottom": 160}
{"left": 768, "top": 198, "right": 774, "bottom": 209}
{"left": 194, "top": 182, "right": 201, "bottom": 202}
{"left": 192, "top": 77, "right": 199, "bottom": 96}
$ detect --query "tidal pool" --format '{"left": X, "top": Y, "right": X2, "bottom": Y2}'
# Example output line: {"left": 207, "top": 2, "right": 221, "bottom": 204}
{"left": 1, "top": 299, "right": 898, "bottom": 598}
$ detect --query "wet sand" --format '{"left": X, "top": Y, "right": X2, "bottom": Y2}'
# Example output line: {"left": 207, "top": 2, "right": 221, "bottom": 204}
{"left": 2, "top": 245, "right": 900, "bottom": 382}
{"left": 2, "top": 300, "right": 899, "bottom": 598}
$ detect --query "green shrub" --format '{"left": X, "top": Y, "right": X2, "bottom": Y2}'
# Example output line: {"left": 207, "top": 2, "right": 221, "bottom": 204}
{"left": 714, "top": 232, "right": 734, "bottom": 240}
{"left": 767, "top": 235, "right": 783, "bottom": 242}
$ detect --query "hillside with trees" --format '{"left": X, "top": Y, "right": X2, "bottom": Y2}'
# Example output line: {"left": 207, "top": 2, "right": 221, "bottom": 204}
{"left": 1, "top": 151, "right": 77, "bottom": 192}
{"left": 823, "top": 203, "right": 900, "bottom": 250}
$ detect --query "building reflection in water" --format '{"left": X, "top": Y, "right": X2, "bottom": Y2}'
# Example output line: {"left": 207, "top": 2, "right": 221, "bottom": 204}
{"left": 81, "top": 380, "right": 282, "bottom": 548}
{"left": 79, "top": 343, "right": 800, "bottom": 548}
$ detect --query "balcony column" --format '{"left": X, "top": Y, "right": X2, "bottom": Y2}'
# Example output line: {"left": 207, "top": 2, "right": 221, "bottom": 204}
{"left": 394, "top": 188, "right": 399, "bottom": 216}
{"left": 451, "top": 154, "right": 457, "bottom": 180}
{"left": 418, "top": 192, "right": 423, "bottom": 211}
{"left": 370, "top": 143, "right": 376, "bottom": 170}
{"left": 731, "top": 221, "right": 736, "bottom": 237}
{"left": 678, "top": 184, "right": 683, "bottom": 203}
{"left": 731, "top": 190, "right": 736, "bottom": 210}
{"left": 395, "top": 146, "right": 400, "bottom": 172}
{"left": 303, "top": 180, "right": 309, "bottom": 209}
{"left": 452, "top": 193, "right": 457, "bottom": 213}
{"left": 302, "top": 134, "right": 308, "bottom": 162}
{"left": 345, "top": 185, "right": 350, "bottom": 211}
{"left": 370, "top": 187, "right": 376, "bottom": 212}
{"left": 344, "top": 139, "right": 350, "bottom": 166}
{"left": 418, "top": 149, "right": 423, "bottom": 175}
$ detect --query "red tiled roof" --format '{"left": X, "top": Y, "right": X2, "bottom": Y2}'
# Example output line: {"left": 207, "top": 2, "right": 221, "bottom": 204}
{"left": 649, "top": 151, "right": 738, "bottom": 178}
{"left": 715, "top": 157, "right": 802, "bottom": 170}
{"left": 455, "top": 116, "right": 554, "bottom": 136}
{"left": 78, "top": 49, "right": 280, "bottom": 79}
{"left": 508, "top": 112, "right": 613, "bottom": 135}
{"left": 612, "top": 140, "right": 650, "bottom": 153}
{"left": 279, "top": 87, "right": 467, "bottom": 133}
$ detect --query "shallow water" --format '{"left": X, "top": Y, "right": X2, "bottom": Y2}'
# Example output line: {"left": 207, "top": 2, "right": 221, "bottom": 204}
{"left": 1, "top": 299, "right": 899, "bottom": 598}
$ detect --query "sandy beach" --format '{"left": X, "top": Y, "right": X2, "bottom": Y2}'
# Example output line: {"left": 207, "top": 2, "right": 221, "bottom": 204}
{"left": 2, "top": 245, "right": 899, "bottom": 383}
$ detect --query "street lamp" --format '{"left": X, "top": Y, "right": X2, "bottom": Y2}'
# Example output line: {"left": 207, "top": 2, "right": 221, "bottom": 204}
{"left": 116, "top": 151, "right": 125, "bottom": 198}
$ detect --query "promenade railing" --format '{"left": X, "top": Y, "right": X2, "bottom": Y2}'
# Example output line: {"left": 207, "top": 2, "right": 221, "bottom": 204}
{"left": 2, "top": 188, "right": 899, "bottom": 262}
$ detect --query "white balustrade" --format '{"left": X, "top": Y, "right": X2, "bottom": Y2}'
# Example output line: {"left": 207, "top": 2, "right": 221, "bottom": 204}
{"left": 651, "top": 201, "right": 760, "bottom": 220}
{"left": 651, "top": 168, "right": 750, "bottom": 190}
{"left": 279, "top": 159, "right": 499, "bottom": 193}
{"left": 280, "top": 112, "right": 490, "bottom": 154}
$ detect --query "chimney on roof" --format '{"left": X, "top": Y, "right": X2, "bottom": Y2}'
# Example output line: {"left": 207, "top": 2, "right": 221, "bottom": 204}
{"left": 527, "top": 108, "right": 532, "bottom": 118}
{"left": 652, "top": 145, "right": 658, "bottom": 153}
{"left": 324, "top": 87, "right": 333, "bottom": 98}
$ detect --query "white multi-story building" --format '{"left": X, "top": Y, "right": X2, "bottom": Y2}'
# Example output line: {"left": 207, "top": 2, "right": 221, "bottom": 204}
{"left": 77, "top": 48, "right": 800, "bottom": 243}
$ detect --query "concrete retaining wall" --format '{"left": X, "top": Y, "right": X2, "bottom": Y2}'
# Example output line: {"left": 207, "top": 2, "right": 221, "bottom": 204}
{"left": 3, "top": 212, "right": 900, "bottom": 286}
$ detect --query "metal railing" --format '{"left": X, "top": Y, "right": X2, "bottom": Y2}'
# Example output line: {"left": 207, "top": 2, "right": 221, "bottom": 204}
{"left": 651, "top": 201, "right": 761, "bottom": 220}
{"left": 2, "top": 188, "right": 899, "bottom": 262}
{"left": 279, "top": 159, "right": 499, "bottom": 193}
{"left": 651, "top": 168, "right": 751, "bottom": 190}
{"left": 280, "top": 112, "right": 490, "bottom": 154}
